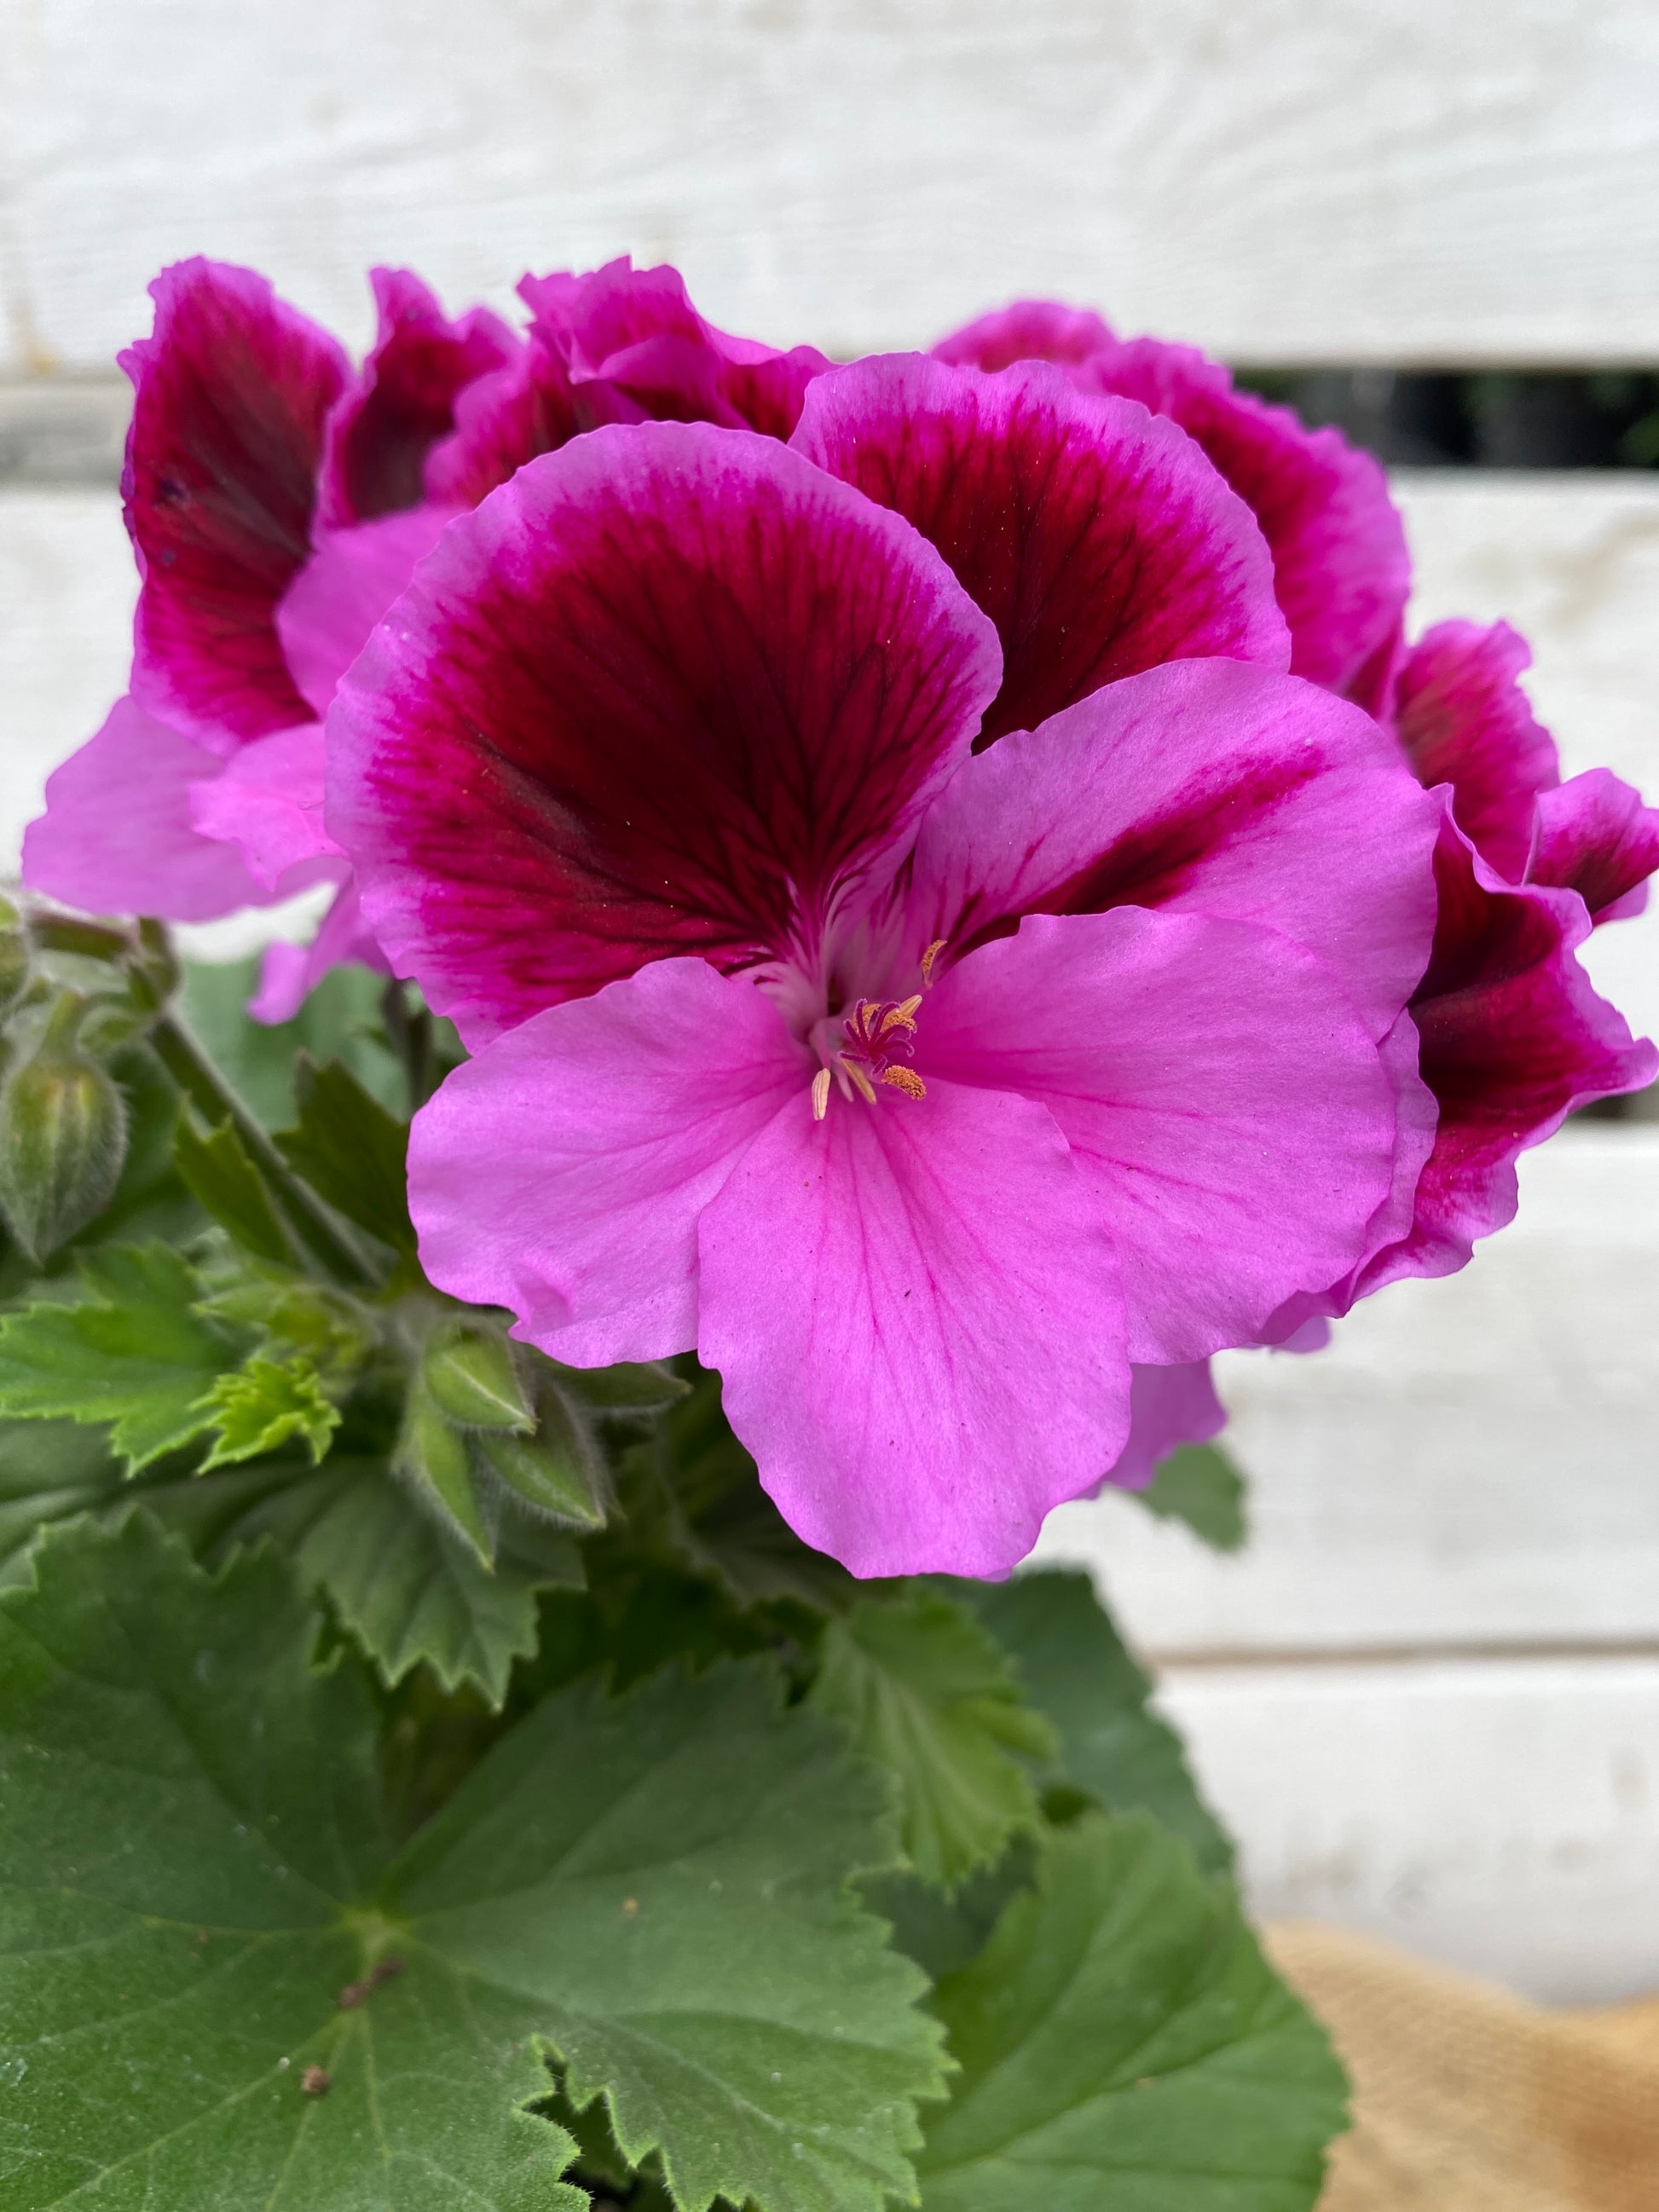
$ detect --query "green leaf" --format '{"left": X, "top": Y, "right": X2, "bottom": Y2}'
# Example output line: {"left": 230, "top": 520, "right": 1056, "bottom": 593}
{"left": 390, "top": 1661, "right": 950, "bottom": 2212}
{"left": 916, "top": 1815, "right": 1348, "bottom": 2212}
{"left": 180, "top": 956, "right": 403, "bottom": 1129}
{"left": 1135, "top": 1441, "right": 1249, "bottom": 1553}
{"left": 477, "top": 1389, "right": 606, "bottom": 1532}
{"left": 0, "top": 1519, "right": 947, "bottom": 2212}
{"left": 172, "top": 1111, "right": 295, "bottom": 1263}
{"left": 967, "top": 1568, "right": 1234, "bottom": 1879}
{"left": 632, "top": 1369, "right": 857, "bottom": 1614}
{"left": 543, "top": 1354, "right": 691, "bottom": 1412}
{"left": 195, "top": 1354, "right": 340, "bottom": 1470}
{"left": 0, "top": 1516, "right": 579, "bottom": 2210}
{"left": 0, "top": 1418, "right": 124, "bottom": 1585}
{"left": 812, "top": 1594, "right": 1057, "bottom": 1891}
{"left": 238, "top": 1457, "right": 575, "bottom": 1705}
{"left": 0, "top": 1243, "right": 246, "bottom": 1471}
{"left": 276, "top": 1054, "right": 414, "bottom": 1253}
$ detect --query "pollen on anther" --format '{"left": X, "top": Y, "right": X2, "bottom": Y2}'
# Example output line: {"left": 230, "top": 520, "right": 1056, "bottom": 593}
{"left": 811, "top": 1069, "right": 831, "bottom": 1120}
{"left": 921, "top": 939, "right": 946, "bottom": 987}
{"left": 881, "top": 1066, "right": 927, "bottom": 1101}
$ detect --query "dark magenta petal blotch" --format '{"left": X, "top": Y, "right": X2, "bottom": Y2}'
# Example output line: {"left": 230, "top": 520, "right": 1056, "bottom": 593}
{"left": 317, "top": 268, "right": 519, "bottom": 529}
{"left": 1085, "top": 339, "right": 1410, "bottom": 702}
{"left": 520, "top": 257, "right": 829, "bottom": 439}
{"left": 421, "top": 337, "right": 580, "bottom": 510}
{"left": 329, "top": 423, "right": 1002, "bottom": 1044}
{"left": 905, "top": 658, "right": 1441, "bottom": 1044}
{"left": 1357, "top": 814, "right": 1658, "bottom": 1292}
{"left": 791, "top": 355, "right": 1289, "bottom": 745}
{"left": 22, "top": 696, "right": 269, "bottom": 921}
{"left": 697, "top": 1075, "right": 1130, "bottom": 1580}
{"left": 123, "top": 257, "right": 348, "bottom": 748}
{"left": 918, "top": 909, "right": 1397, "bottom": 1363}
{"left": 1394, "top": 621, "right": 1560, "bottom": 881}
{"left": 1529, "top": 768, "right": 1659, "bottom": 923}
{"left": 933, "top": 307, "right": 1410, "bottom": 702}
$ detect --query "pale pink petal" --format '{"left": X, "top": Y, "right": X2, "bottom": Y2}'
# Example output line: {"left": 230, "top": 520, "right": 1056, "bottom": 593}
{"left": 905, "top": 658, "right": 1440, "bottom": 1044}
{"left": 247, "top": 875, "right": 384, "bottom": 1025}
{"left": 918, "top": 909, "right": 1396, "bottom": 1363}
{"left": 1097, "top": 1361, "right": 1228, "bottom": 1493}
{"left": 23, "top": 696, "right": 268, "bottom": 921}
{"left": 697, "top": 1077, "right": 1129, "bottom": 1579}
{"left": 188, "top": 724, "right": 341, "bottom": 892}
{"left": 276, "top": 508, "right": 455, "bottom": 720}
{"left": 408, "top": 958, "right": 807, "bottom": 1361}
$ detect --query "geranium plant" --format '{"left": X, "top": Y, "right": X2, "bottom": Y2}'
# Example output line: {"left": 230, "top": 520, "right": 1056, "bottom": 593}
{"left": 3, "top": 257, "right": 1655, "bottom": 2210}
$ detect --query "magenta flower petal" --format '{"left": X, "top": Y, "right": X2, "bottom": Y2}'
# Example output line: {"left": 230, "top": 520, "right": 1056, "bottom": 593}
{"left": 329, "top": 423, "right": 1002, "bottom": 1043}
{"left": 123, "top": 258, "right": 348, "bottom": 748}
{"left": 421, "top": 337, "right": 580, "bottom": 509}
{"left": 248, "top": 876, "right": 384, "bottom": 1026}
{"left": 933, "top": 300, "right": 1117, "bottom": 373}
{"left": 317, "top": 268, "right": 518, "bottom": 529}
{"left": 521, "top": 257, "right": 828, "bottom": 438}
{"left": 1087, "top": 341, "right": 1409, "bottom": 702}
{"left": 1356, "top": 815, "right": 1659, "bottom": 1291}
{"left": 1098, "top": 1361, "right": 1228, "bottom": 1493}
{"left": 793, "top": 355, "right": 1287, "bottom": 746}
{"left": 1394, "top": 621, "right": 1559, "bottom": 881}
{"left": 933, "top": 309, "right": 1408, "bottom": 701}
{"left": 1529, "top": 766, "right": 1659, "bottom": 924}
{"left": 906, "top": 658, "right": 1440, "bottom": 1044}
{"left": 697, "top": 1076, "right": 1130, "bottom": 1580}
{"left": 22, "top": 696, "right": 268, "bottom": 921}
{"left": 918, "top": 909, "right": 1396, "bottom": 1363}
{"left": 408, "top": 957, "right": 806, "bottom": 1361}
{"left": 277, "top": 508, "right": 454, "bottom": 720}
{"left": 188, "top": 725, "right": 341, "bottom": 893}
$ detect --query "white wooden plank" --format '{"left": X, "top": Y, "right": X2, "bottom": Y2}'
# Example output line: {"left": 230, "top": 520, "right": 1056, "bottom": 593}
{"left": 0, "top": 488, "right": 133, "bottom": 868}
{"left": 1036, "top": 1129, "right": 1659, "bottom": 1655}
{"left": 6, "top": 3, "right": 1659, "bottom": 377}
{"left": 1159, "top": 1653, "right": 1659, "bottom": 2003}
{"left": 1396, "top": 472, "right": 1659, "bottom": 1048}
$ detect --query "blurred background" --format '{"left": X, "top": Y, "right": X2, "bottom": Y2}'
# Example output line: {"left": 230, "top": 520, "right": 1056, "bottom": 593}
{"left": 3, "top": 0, "right": 1656, "bottom": 2003}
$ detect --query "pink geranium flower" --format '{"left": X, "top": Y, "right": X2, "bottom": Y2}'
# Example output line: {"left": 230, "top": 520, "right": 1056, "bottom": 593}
{"left": 328, "top": 412, "right": 1441, "bottom": 1575}
{"left": 25, "top": 254, "right": 823, "bottom": 1019}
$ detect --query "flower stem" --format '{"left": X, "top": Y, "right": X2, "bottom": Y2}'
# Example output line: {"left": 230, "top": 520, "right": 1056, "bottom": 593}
{"left": 147, "top": 1010, "right": 383, "bottom": 1290}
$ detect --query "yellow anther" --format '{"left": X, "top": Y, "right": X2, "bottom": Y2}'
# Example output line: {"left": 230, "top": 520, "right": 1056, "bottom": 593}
{"left": 880, "top": 1066, "right": 927, "bottom": 1101}
{"left": 811, "top": 1068, "right": 831, "bottom": 1120}
{"left": 920, "top": 940, "right": 946, "bottom": 987}
{"left": 891, "top": 995, "right": 923, "bottom": 1023}
{"left": 839, "top": 1055, "right": 878, "bottom": 1106}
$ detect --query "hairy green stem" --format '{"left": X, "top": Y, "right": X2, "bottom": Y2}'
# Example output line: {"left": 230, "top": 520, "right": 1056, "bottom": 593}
{"left": 147, "top": 1012, "right": 383, "bottom": 1290}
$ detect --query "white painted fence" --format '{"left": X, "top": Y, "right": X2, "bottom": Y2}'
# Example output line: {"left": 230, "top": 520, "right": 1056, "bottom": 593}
{"left": 2, "top": 0, "right": 1656, "bottom": 2001}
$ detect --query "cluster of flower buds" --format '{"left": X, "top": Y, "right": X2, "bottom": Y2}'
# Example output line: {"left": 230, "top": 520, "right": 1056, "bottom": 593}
{"left": 21, "top": 256, "right": 1659, "bottom": 1578}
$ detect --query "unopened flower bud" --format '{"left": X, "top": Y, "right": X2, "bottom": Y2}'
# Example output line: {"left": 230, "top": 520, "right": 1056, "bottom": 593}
{"left": 395, "top": 1387, "right": 495, "bottom": 1564}
{"left": 0, "top": 898, "right": 28, "bottom": 1022}
{"left": 422, "top": 1322, "right": 533, "bottom": 1431}
{"left": 0, "top": 994, "right": 128, "bottom": 1260}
